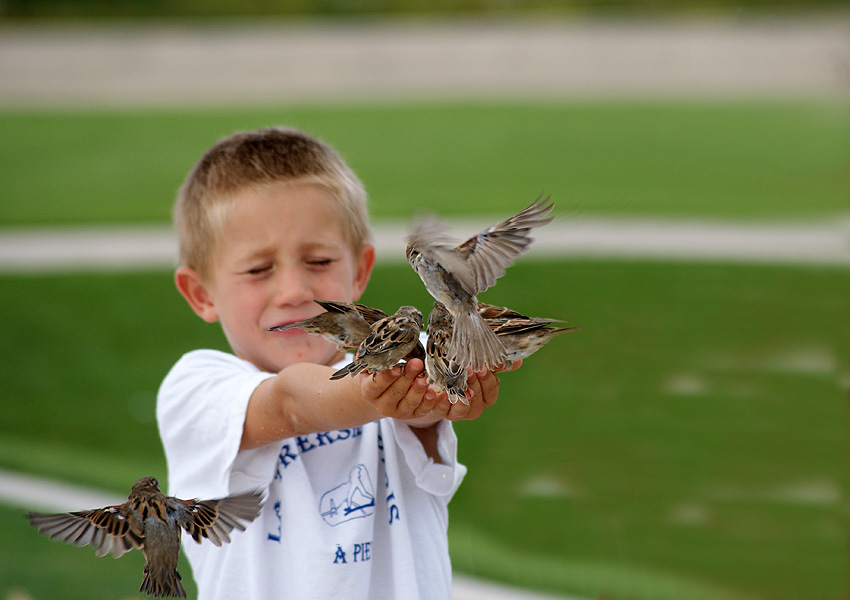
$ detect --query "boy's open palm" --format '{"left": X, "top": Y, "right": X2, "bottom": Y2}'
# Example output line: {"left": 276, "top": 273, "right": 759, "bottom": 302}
{"left": 360, "top": 358, "right": 521, "bottom": 425}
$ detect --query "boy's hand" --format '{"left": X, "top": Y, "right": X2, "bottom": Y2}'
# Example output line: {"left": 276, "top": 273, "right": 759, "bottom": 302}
{"left": 360, "top": 358, "right": 438, "bottom": 420}
{"left": 360, "top": 358, "right": 521, "bottom": 464}
{"left": 361, "top": 358, "right": 522, "bottom": 425}
{"left": 437, "top": 358, "right": 522, "bottom": 422}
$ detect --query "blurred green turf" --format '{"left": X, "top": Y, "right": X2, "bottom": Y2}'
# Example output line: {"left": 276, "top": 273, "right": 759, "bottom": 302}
{"left": 1, "top": 259, "right": 846, "bottom": 599}
{"left": 2, "top": 101, "right": 848, "bottom": 226}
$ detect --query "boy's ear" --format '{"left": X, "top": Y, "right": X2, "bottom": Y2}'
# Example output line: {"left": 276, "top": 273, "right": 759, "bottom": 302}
{"left": 352, "top": 243, "right": 376, "bottom": 300}
{"left": 175, "top": 266, "right": 219, "bottom": 323}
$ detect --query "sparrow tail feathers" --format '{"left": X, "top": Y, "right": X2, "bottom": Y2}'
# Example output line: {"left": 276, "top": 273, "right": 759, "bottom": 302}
{"left": 329, "top": 362, "right": 365, "bottom": 380}
{"left": 140, "top": 567, "right": 185, "bottom": 598}
{"left": 450, "top": 311, "right": 506, "bottom": 372}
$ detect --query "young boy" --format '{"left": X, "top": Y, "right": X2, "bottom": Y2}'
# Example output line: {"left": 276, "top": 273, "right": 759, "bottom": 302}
{"left": 157, "top": 127, "right": 506, "bottom": 599}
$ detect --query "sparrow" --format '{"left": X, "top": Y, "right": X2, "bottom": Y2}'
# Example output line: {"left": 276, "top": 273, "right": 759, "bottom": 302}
{"left": 425, "top": 302, "right": 471, "bottom": 405}
{"left": 27, "top": 476, "right": 263, "bottom": 598}
{"left": 484, "top": 310, "right": 579, "bottom": 369}
{"left": 268, "top": 299, "right": 388, "bottom": 352}
{"left": 329, "top": 305, "right": 425, "bottom": 380}
{"left": 406, "top": 194, "right": 554, "bottom": 372}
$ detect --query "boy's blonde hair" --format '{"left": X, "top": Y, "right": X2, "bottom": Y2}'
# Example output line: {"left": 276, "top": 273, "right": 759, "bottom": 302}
{"left": 174, "top": 127, "right": 370, "bottom": 280}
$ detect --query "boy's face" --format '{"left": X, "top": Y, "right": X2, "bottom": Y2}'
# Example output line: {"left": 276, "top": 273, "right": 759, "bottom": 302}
{"left": 181, "top": 183, "right": 374, "bottom": 373}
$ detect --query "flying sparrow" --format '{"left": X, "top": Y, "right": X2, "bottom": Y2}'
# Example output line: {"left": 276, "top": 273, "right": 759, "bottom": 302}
{"left": 269, "top": 299, "right": 388, "bottom": 352}
{"left": 406, "top": 195, "right": 554, "bottom": 372}
{"left": 484, "top": 310, "right": 579, "bottom": 369}
{"left": 425, "top": 302, "right": 471, "bottom": 405}
{"left": 28, "top": 476, "right": 262, "bottom": 598}
{"left": 329, "top": 305, "right": 425, "bottom": 380}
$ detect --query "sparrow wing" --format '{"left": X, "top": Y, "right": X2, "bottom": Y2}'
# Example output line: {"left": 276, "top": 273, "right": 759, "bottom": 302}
{"left": 174, "top": 490, "right": 263, "bottom": 547}
{"left": 477, "top": 302, "right": 530, "bottom": 320}
{"left": 426, "top": 333, "right": 469, "bottom": 404}
{"left": 352, "top": 303, "right": 390, "bottom": 324}
{"left": 329, "top": 361, "right": 366, "bottom": 380}
{"left": 406, "top": 214, "right": 458, "bottom": 252}
{"left": 407, "top": 216, "right": 479, "bottom": 296}
{"left": 487, "top": 316, "right": 562, "bottom": 336}
{"left": 455, "top": 195, "right": 554, "bottom": 293}
{"left": 28, "top": 504, "right": 144, "bottom": 558}
{"left": 358, "top": 317, "right": 420, "bottom": 358}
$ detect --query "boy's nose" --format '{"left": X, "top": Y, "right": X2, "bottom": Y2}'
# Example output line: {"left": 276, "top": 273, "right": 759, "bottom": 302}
{"left": 272, "top": 268, "right": 315, "bottom": 307}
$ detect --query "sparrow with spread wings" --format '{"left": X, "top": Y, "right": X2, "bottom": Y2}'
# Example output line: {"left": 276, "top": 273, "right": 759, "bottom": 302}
{"left": 28, "top": 476, "right": 262, "bottom": 598}
{"left": 406, "top": 195, "right": 554, "bottom": 372}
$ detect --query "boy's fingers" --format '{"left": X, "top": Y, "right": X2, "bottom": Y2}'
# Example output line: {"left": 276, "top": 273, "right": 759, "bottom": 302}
{"left": 474, "top": 369, "right": 500, "bottom": 406}
{"left": 412, "top": 388, "right": 438, "bottom": 418}
{"left": 500, "top": 358, "right": 522, "bottom": 373}
{"left": 368, "top": 362, "right": 427, "bottom": 415}
{"left": 396, "top": 374, "right": 430, "bottom": 415}
{"left": 401, "top": 358, "right": 425, "bottom": 378}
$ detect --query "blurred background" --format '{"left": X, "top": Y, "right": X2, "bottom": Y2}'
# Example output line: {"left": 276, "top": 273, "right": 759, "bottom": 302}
{"left": 1, "top": 1, "right": 848, "bottom": 599}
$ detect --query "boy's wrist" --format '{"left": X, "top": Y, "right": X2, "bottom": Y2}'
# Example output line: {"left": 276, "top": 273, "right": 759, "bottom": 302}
{"left": 404, "top": 416, "right": 444, "bottom": 429}
{"left": 402, "top": 419, "right": 443, "bottom": 464}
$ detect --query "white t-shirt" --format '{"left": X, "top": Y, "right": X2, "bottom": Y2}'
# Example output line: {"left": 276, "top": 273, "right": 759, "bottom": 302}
{"left": 157, "top": 349, "right": 466, "bottom": 600}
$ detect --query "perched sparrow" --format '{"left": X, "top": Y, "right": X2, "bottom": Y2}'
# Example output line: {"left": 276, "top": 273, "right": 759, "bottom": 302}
{"left": 484, "top": 311, "right": 579, "bottom": 369}
{"left": 329, "top": 305, "right": 425, "bottom": 380}
{"left": 28, "top": 476, "right": 262, "bottom": 598}
{"left": 406, "top": 195, "right": 554, "bottom": 371}
{"left": 425, "top": 302, "right": 471, "bottom": 405}
{"left": 268, "top": 299, "right": 387, "bottom": 352}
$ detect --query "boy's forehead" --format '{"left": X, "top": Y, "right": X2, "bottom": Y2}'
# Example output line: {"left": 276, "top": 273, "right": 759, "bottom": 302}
{"left": 219, "top": 188, "right": 350, "bottom": 248}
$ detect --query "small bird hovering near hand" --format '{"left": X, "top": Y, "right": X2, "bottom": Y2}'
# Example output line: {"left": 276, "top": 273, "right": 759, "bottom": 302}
{"left": 28, "top": 476, "right": 263, "bottom": 598}
{"left": 268, "top": 299, "right": 388, "bottom": 352}
{"left": 425, "top": 302, "right": 472, "bottom": 405}
{"left": 329, "top": 305, "right": 425, "bottom": 380}
{"left": 406, "top": 195, "right": 554, "bottom": 372}
{"left": 483, "top": 308, "right": 579, "bottom": 370}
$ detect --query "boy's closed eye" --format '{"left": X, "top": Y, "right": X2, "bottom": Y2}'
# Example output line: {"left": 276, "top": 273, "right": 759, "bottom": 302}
{"left": 244, "top": 264, "right": 273, "bottom": 277}
{"left": 305, "top": 257, "right": 335, "bottom": 270}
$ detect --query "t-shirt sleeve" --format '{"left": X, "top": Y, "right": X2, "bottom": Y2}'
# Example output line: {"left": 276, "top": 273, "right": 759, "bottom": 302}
{"left": 387, "top": 418, "right": 467, "bottom": 498}
{"left": 157, "top": 350, "right": 277, "bottom": 499}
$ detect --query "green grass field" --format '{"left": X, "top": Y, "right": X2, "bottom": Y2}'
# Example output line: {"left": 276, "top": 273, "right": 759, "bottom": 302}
{"left": 1, "top": 260, "right": 846, "bottom": 600}
{"left": 1, "top": 101, "right": 847, "bottom": 599}
{"left": 2, "top": 101, "right": 848, "bottom": 225}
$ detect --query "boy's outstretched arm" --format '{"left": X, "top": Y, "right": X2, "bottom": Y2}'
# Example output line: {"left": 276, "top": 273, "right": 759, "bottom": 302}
{"left": 239, "top": 358, "right": 436, "bottom": 451}
{"left": 240, "top": 357, "right": 520, "bottom": 463}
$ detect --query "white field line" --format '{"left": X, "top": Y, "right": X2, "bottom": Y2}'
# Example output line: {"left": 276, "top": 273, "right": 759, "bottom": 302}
{"left": 0, "top": 218, "right": 848, "bottom": 272}
{"left": 1, "top": 20, "right": 848, "bottom": 106}
{"left": 1, "top": 467, "right": 577, "bottom": 600}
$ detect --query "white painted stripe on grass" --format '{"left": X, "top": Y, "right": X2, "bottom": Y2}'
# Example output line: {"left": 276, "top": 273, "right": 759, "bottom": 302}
{"left": 0, "top": 217, "right": 848, "bottom": 272}
{"left": 0, "top": 468, "right": 123, "bottom": 512}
